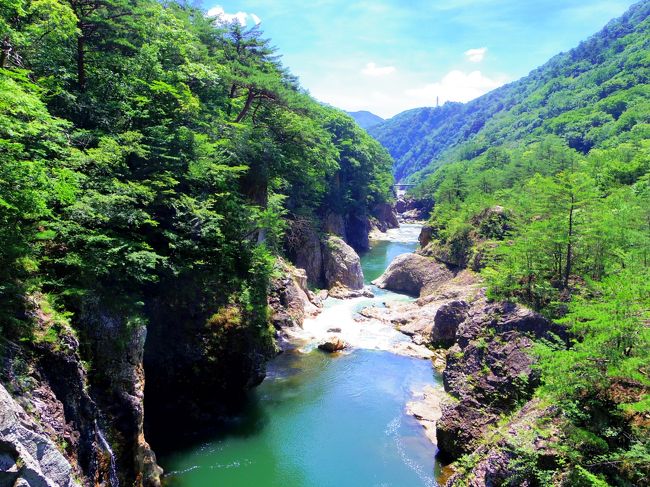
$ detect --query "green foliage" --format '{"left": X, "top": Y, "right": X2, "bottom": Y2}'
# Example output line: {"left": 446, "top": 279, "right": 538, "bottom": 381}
{"left": 392, "top": 5, "right": 650, "bottom": 485}
{"left": 0, "top": 2, "right": 392, "bottom": 350}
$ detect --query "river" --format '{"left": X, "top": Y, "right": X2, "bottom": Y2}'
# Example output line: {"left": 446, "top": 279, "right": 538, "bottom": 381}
{"left": 163, "top": 224, "right": 441, "bottom": 486}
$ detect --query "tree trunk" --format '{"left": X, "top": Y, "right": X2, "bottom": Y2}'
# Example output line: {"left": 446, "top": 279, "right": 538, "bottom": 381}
{"left": 234, "top": 89, "right": 256, "bottom": 123}
{"left": 564, "top": 199, "right": 574, "bottom": 289}
{"left": 227, "top": 83, "right": 237, "bottom": 117}
{"left": 0, "top": 36, "right": 10, "bottom": 68}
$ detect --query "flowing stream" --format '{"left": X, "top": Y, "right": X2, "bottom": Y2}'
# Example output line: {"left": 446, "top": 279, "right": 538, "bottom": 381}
{"left": 163, "top": 224, "right": 441, "bottom": 486}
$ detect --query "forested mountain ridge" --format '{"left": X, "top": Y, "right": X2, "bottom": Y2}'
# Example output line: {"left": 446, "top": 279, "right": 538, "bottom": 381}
{"left": 347, "top": 110, "right": 385, "bottom": 129}
{"left": 393, "top": 3, "right": 650, "bottom": 485}
{"left": 0, "top": 1, "right": 393, "bottom": 485}
{"left": 370, "top": 0, "right": 650, "bottom": 182}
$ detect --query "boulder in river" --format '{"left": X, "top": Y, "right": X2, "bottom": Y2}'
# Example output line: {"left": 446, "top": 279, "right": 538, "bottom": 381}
{"left": 372, "top": 253, "right": 454, "bottom": 297}
{"left": 318, "top": 336, "right": 347, "bottom": 353}
{"left": 322, "top": 236, "right": 364, "bottom": 290}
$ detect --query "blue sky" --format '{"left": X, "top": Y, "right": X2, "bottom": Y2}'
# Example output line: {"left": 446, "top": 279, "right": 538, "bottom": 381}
{"left": 206, "top": 0, "right": 638, "bottom": 118}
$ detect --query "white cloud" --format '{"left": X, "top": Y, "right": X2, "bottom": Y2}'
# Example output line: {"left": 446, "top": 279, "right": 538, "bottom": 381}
{"left": 405, "top": 70, "right": 507, "bottom": 105}
{"left": 207, "top": 6, "right": 261, "bottom": 26}
{"left": 361, "top": 62, "right": 396, "bottom": 77}
{"left": 464, "top": 47, "right": 488, "bottom": 63}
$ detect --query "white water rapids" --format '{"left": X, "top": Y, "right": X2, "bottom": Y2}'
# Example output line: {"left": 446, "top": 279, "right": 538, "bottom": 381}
{"left": 285, "top": 224, "right": 432, "bottom": 358}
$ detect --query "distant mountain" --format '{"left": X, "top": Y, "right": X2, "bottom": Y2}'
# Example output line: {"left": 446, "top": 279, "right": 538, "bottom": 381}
{"left": 347, "top": 110, "right": 385, "bottom": 130}
{"left": 369, "top": 0, "right": 650, "bottom": 181}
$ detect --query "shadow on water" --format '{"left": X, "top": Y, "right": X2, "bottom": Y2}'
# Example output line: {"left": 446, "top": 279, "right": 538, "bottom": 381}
{"left": 160, "top": 225, "right": 440, "bottom": 487}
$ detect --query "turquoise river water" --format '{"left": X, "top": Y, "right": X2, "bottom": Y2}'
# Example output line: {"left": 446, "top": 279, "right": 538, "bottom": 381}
{"left": 163, "top": 225, "right": 441, "bottom": 487}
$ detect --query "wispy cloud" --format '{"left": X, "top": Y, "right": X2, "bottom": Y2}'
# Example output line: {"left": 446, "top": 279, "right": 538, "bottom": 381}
{"left": 207, "top": 6, "right": 261, "bottom": 26}
{"left": 464, "top": 47, "right": 487, "bottom": 62}
{"left": 405, "top": 70, "right": 508, "bottom": 105}
{"left": 361, "top": 62, "right": 396, "bottom": 77}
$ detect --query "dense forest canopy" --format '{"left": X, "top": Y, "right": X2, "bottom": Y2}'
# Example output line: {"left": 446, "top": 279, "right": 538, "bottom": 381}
{"left": 0, "top": 0, "right": 393, "bottom": 343}
{"left": 370, "top": 2, "right": 650, "bottom": 484}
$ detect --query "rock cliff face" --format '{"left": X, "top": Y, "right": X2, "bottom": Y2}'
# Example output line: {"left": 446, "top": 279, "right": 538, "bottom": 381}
{"left": 79, "top": 300, "right": 162, "bottom": 487}
{"left": 291, "top": 224, "right": 325, "bottom": 287}
{"left": 443, "top": 398, "right": 564, "bottom": 487}
{"left": 371, "top": 203, "right": 399, "bottom": 232}
{"left": 142, "top": 285, "right": 275, "bottom": 450}
{"left": 359, "top": 248, "right": 569, "bottom": 485}
{"left": 0, "top": 293, "right": 157, "bottom": 487}
{"left": 0, "top": 384, "right": 79, "bottom": 487}
{"left": 289, "top": 216, "right": 370, "bottom": 289}
{"left": 437, "top": 296, "right": 565, "bottom": 461}
{"left": 372, "top": 253, "right": 455, "bottom": 296}
{"left": 269, "top": 262, "right": 321, "bottom": 330}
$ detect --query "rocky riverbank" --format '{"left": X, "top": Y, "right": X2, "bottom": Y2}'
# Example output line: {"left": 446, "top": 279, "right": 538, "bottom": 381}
{"left": 362, "top": 225, "right": 569, "bottom": 486}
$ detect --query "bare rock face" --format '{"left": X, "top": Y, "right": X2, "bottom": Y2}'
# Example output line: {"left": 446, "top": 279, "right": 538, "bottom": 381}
{"left": 0, "top": 384, "right": 80, "bottom": 487}
{"left": 323, "top": 212, "right": 346, "bottom": 237}
{"left": 372, "top": 253, "right": 454, "bottom": 297}
{"left": 291, "top": 225, "right": 324, "bottom": 287}
{"left": 372, "top": 202, "right": 399, "bottom": 231}
{"left": 436, "top": 296, "right": 565, "bottom": 460}
{"left": 322, "top": 236, "right": 364, "bottom": 290}
{"left": 430, "top": 300, "right": 469, "bottom": 347}
{"left": 270, "top": 261, "right": 321, "bottom": 330}
{"left": 80, "top": 302, "right": 163, "bottom": 487}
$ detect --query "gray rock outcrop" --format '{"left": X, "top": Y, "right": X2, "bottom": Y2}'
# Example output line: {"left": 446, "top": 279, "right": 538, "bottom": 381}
{"left": 430, "top": 300, "right": 469, "bottom": 347}
{"left": 436, "top": 295, "right": 566, "bottom": 460}
{"left": 372, "top": 253, "right": 454, "bottom": 297}
{"left": 291, "top": 225, "right": 324, "bottom": 287}
{"left": 322, "top": 236, "right": 364, "bottom": 290}
{"left": 0, "top": 384, "right": 80, "bottom": 487}
{"left": 270, "top": 260, "right": 321, "bottom": 330}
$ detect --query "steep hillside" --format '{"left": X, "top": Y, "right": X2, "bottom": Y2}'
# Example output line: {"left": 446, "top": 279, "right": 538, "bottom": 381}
{"left": 371, "top": 0, "right": 650, "bottom": 181}
{"left": 347, "top": 110, "right": 385, "bottom": 129}
{"left": 394, "top": 3, "right": 650, "bottom": 485}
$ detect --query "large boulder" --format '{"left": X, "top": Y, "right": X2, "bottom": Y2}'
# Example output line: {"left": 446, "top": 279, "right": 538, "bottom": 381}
{"left": 322, "top": 236, "right": 364, "bottom": 290}
{"left": 0, "top": 384, "right": 80, "bottom": 487}
{"left": 430, "top": 300, "right": 469, "bottom": 347}
{"left": 372, "top": 253, "right": 454, "bottom": 297}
